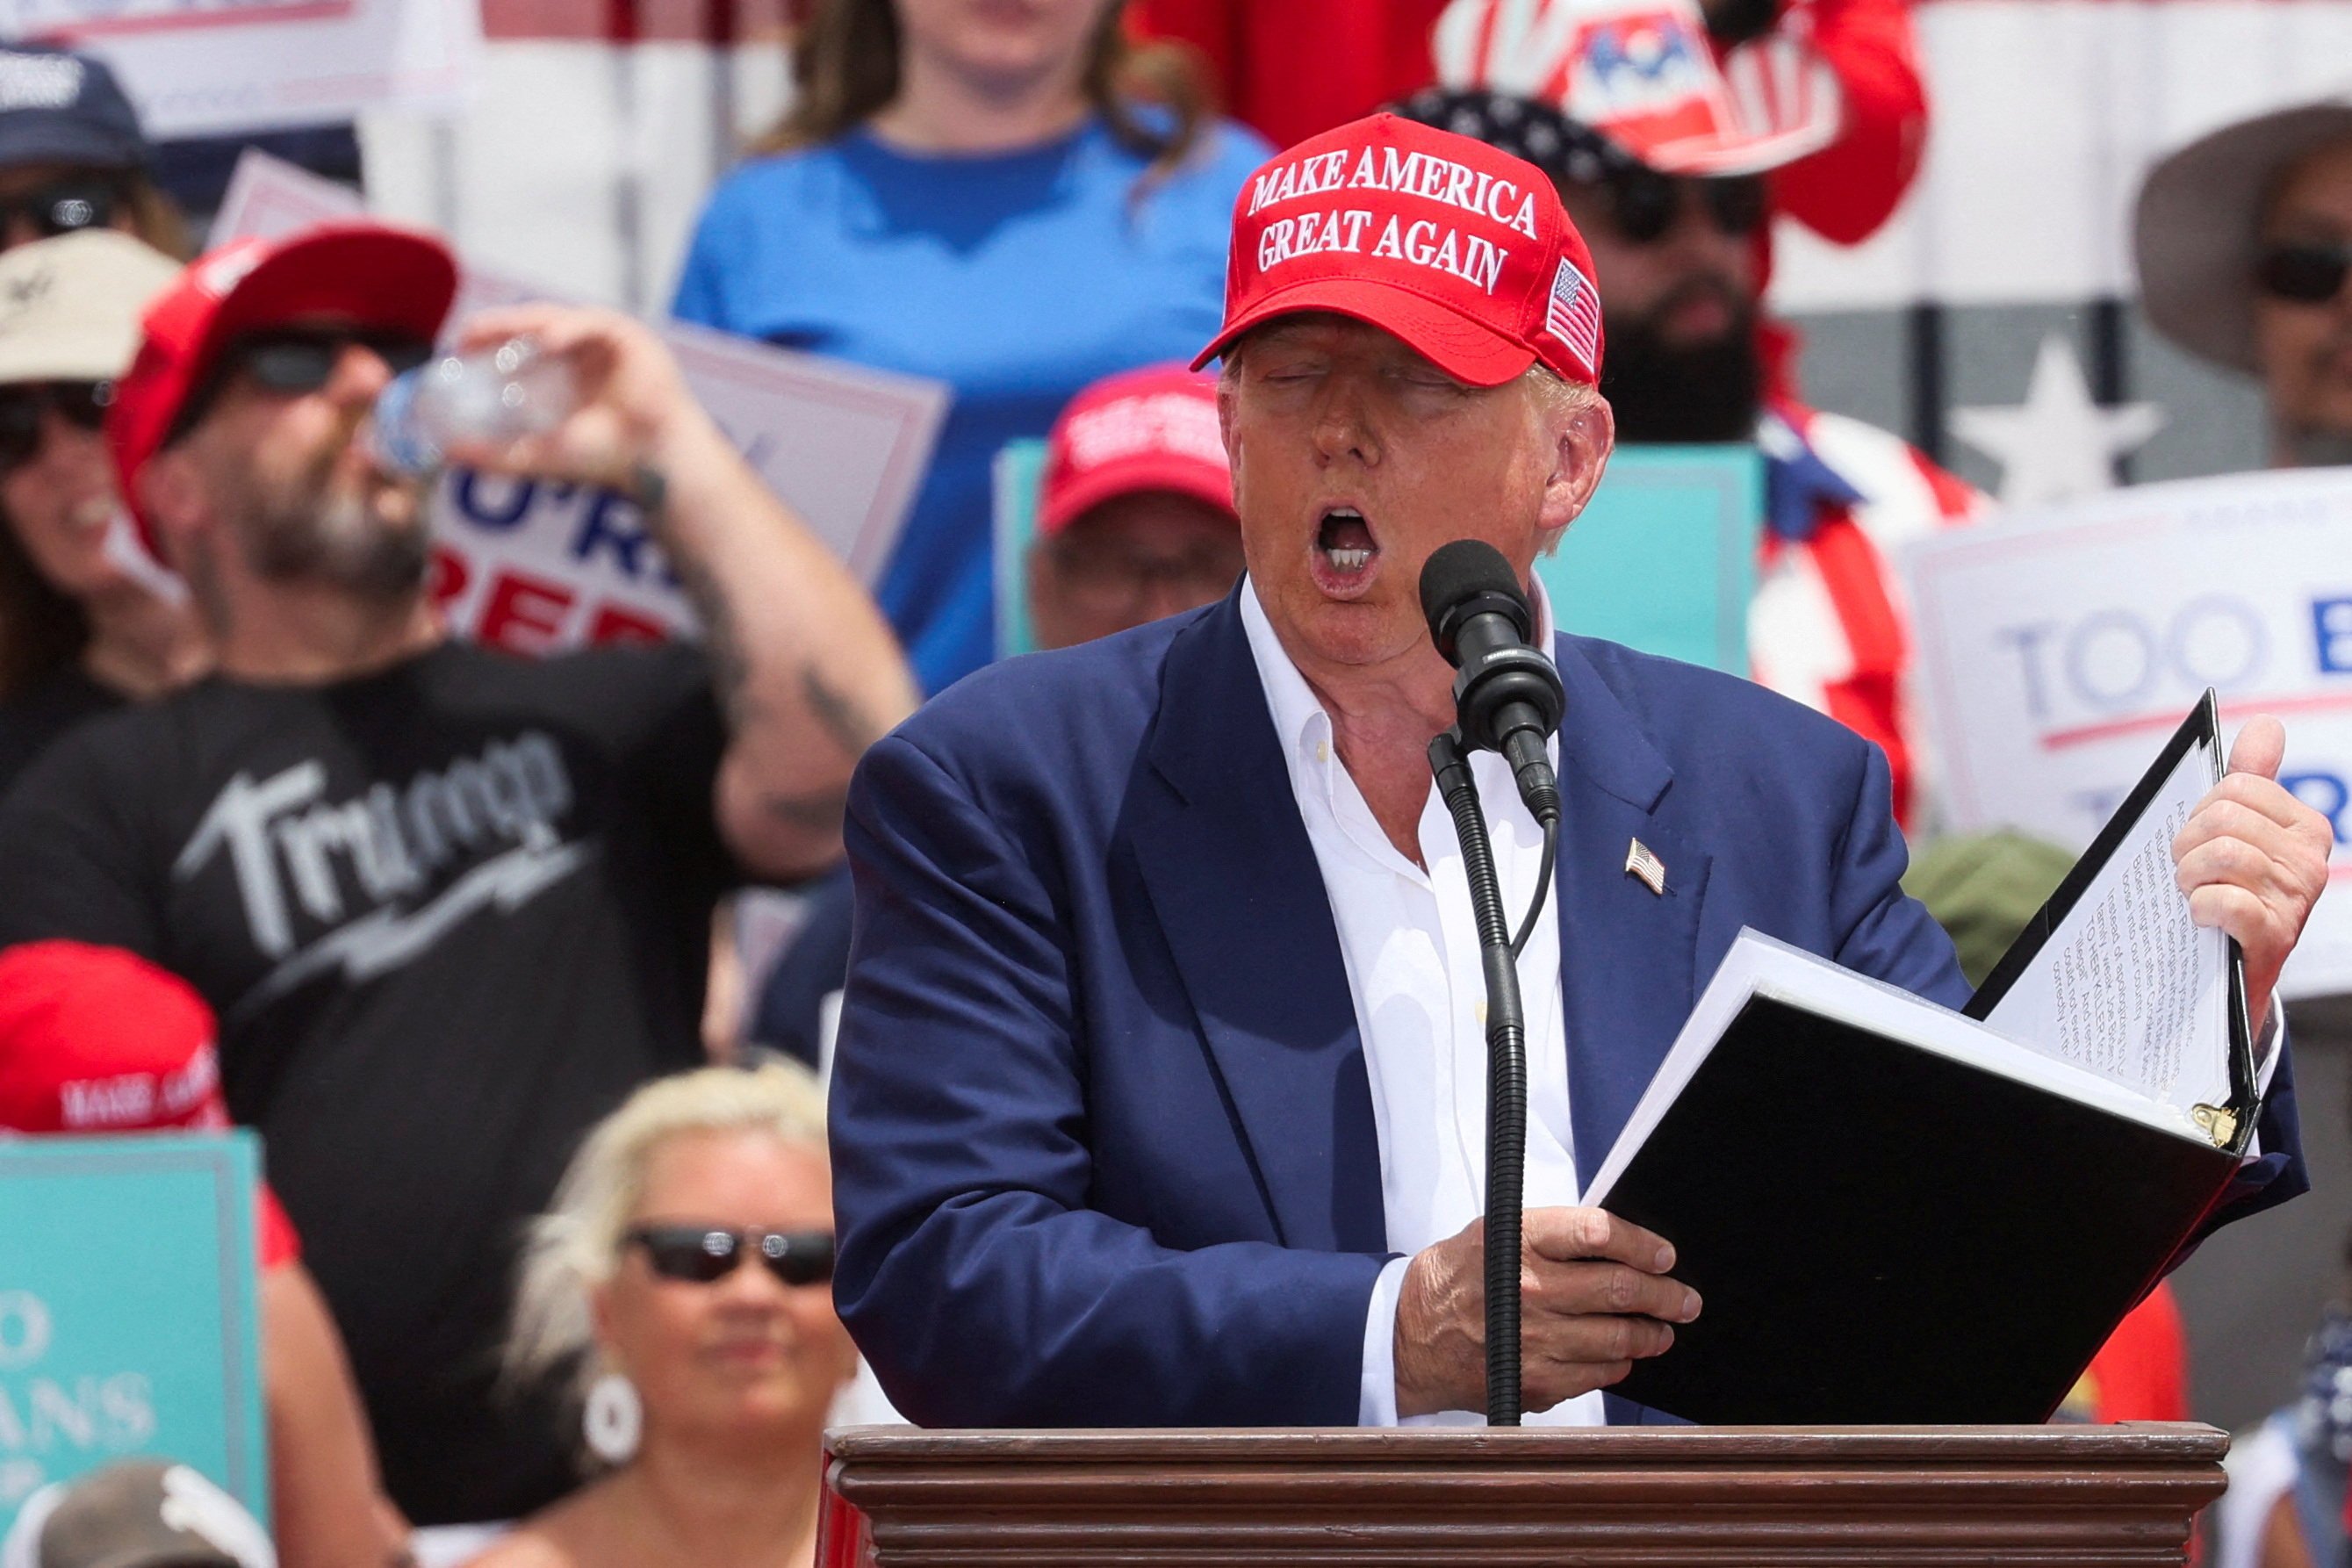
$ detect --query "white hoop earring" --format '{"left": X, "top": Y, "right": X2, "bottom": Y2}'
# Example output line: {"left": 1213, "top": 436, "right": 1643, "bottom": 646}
{"left": 583, "top": 1370, "right": 641, "bottom": 1465}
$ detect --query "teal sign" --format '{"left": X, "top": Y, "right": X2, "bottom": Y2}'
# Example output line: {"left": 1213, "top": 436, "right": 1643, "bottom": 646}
{"left": 1535, "top": 444, "right": 1763, "bottom": 673}
{"left": 995, "top": 438, "right": 1763, "bottom": 672}
{"left": 992, "top": 438, "right": 1053, "bottom": 658}
{"left": 0, "top": 1133, "right": 266, "bottom": 1534}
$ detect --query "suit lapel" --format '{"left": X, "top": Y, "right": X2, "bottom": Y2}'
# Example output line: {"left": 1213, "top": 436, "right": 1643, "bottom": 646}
{"left": 1548, "top": 637, "right": 1714, "bottom": 1193}
{"left": 1128, "top": 593, "right": 1386, "bottom": 1255}
{"left": 1124, "top": 616, "right": 1712, "bottom": 1248}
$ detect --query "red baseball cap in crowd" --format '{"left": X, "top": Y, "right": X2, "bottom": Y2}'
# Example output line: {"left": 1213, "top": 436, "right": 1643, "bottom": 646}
{"left": 1039, "top": 363, "right": 1234, "bottom": 536}
{"left": 1194, "top": 112, "right": 1606, "bottom": 389}
{"left": 0, "top": 940, "right": 301, "bottom": 1269}
{"left": 106, "top": 219, "right": 459, "bottom": 550}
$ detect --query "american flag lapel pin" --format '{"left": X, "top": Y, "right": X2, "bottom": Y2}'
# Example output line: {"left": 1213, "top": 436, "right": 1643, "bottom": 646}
{"left": 1625, "top": 838, "right": 1666, "bottom": 896}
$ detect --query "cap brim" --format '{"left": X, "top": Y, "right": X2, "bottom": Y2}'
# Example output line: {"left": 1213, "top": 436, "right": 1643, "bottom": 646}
{"left": 2135, "top": 100, "right": 2352, "bottom": 374}
{"left": 1192, "top": 277, "right": 1536, "bottom": 386}
{"left": 0, "top": 342, "right": 135, "bottom": 385}
{"left": 0, "top": 124, "right": 146, "bottom": 171}
{"left": 1629, "top": 119, "right": 1837, "bottom": 177}
{"left": 1039, "top": 457, "right": 1234, "bottom": 535}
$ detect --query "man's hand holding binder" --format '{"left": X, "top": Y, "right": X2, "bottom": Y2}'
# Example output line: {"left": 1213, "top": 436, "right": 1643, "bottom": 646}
{"left": 1393, "top": 1208, "right": 1703, "bottom": 1419}
{"left": 2174, "top": 714, "right": 2336, "bottom": 1044}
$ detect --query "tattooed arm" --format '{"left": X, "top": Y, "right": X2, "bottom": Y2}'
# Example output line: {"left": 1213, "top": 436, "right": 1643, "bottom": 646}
{"left": 450, "top": 306, "right": 919, "bottom": 881}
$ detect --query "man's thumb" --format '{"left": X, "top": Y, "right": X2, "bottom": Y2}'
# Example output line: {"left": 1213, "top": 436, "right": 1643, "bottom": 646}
{"left": 2227, "top": 714, "right": 2287, "bottom": 781}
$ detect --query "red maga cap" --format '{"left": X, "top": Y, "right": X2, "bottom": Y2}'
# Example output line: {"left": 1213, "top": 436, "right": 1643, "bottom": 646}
{"left": 1194, "top": 112, "right": 1605, "bottom": 387}
{"left": 106, "top": 220, "right": 459, "bottom": 552}
{"left": 0, "top": 940, "right": 229, "bottom": 1135}
{"left": 1039, "top": 363, "right": 1234, "bottom": 536}
{"left": 0, "top": 940, "right": 303, "bottom": 1268}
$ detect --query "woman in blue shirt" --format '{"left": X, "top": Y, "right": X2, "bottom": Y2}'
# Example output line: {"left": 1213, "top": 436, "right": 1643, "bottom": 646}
{"left": 673, "top": 0, "right": 1269, "bottom": 694}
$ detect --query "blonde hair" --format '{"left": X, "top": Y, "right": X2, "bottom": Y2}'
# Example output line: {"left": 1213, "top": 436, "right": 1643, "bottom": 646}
{"left": 504, "top": 1061, "right": 830, "bottom": 1415}
{"left": 752, "top": 0, "right": 1212, "bottom": 190}
{"left": 1522, "top": 363, "right": 1592, "bottom": 415}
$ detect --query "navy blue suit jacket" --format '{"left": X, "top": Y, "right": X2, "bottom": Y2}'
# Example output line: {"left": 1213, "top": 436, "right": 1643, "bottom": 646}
{"left": 830, "top": 591, "right": 2305, "bottom": 1428}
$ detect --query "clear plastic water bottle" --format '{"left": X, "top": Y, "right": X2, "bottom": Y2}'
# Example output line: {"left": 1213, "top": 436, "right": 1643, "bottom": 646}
{"left": 370, "top": 336, "right": 579, "bottom": 477}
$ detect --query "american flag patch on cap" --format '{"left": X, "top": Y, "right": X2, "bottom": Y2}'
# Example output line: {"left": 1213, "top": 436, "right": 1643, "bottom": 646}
{"left": 1546, "top": 258, "right": 1601, "bottom": 374}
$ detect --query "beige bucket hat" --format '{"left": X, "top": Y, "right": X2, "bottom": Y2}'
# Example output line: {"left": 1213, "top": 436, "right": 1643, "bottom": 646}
{"left": 2134, "top": 97, "right": 2352, "bottom": 374}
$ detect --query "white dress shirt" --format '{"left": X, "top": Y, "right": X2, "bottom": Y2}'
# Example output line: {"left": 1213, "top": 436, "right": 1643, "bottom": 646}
{"left": 1239, "top": 578, "right": 1605, "bottom": 1429}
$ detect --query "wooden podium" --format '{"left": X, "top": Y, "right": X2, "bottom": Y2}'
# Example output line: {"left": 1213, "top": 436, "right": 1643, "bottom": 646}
{"left": 816, "top": 1425, "right": 2227, "bottom": 1565}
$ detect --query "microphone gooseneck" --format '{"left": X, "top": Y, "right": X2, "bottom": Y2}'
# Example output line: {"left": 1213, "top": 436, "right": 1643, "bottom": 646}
{"left": 1418, "top": 540, "right": 1569, "bottom": 1428}
{"left": 1428, "top": 729, "right": 1525, "bottom": 1426}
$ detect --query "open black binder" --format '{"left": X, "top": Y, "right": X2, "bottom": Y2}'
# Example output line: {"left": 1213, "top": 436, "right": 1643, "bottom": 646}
{"left": 1586, "top": 692, "right": 2260, "bottom": 1425}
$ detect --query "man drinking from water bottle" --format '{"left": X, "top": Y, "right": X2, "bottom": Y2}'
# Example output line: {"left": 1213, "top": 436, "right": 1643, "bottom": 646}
{"left": 0, "top": 219, "right": 917, "bottom": 1542}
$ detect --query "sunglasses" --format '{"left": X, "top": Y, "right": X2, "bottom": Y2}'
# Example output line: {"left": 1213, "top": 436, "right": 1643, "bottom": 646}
{"left": 0, "top": 176, "right": 128, "bottom": 243}
{"left": 1603, "top": 172, "right": 1768, "bottom": 246}
{"left": 0, "top": 381, "right": 111, "bottom": 472}
{"left": 168, "top": 327, "right": 437, "bottom": 446}
{"left": 2255, "top": 242, "right": 2352, "bottom": 306}
{"left": 624, "top": 1225, "right": 836, "bottom": 1288}
{"left": 229, "top": 327, "right": 436, "bottom": 392}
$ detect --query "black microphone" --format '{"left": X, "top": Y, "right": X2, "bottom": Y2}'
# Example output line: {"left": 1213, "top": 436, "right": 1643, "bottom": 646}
{"left": 1419, "top": 540, "right": 1564, "bottom": 824}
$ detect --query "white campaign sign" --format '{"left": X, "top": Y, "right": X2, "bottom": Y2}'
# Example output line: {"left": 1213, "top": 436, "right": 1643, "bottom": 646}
{"left": 211, "top": 152, "right": 946, "bottom": 657}
{"left": 1907, "top": 467, "right": 2352, "bottom": 1000}
{"left": 0, "top": 0, "right": 480, "bottom": 139}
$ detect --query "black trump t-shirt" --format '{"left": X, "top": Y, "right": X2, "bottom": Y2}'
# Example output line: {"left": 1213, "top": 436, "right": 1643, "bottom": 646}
{"left": 0, "top": 639, "right": 735, "bottom": 1525}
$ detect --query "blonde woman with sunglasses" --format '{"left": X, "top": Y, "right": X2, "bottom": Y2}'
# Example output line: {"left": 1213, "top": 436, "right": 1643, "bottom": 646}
{"left": 476, "top": 1061, "right": 860, "bottom": 1568}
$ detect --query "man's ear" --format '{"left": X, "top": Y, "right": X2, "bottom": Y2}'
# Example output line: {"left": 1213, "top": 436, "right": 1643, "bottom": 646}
{"left": 1537, "top": 392, "right": 1615, "bottom": 546}
{"left": 1215, "top": 365, "right": 1242, "bottom": 478}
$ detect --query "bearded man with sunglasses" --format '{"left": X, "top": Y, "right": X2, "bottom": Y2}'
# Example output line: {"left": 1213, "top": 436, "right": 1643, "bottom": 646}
{"left": 1398, "top": 88, "right": 1983, "bottom": 831}
{"left": 2136, "top": 99, "right": 2352, "bottom": 471}
{"left": 0, "top": 221, "right": 917, "bottom": 1536}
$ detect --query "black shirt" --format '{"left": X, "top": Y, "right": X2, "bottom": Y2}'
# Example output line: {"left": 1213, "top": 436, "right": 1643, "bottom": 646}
{"left": 0, "top": 664, "right": 122, "bottom": 796}
{"left": 0, "top": 639, "right": 735, "bottom": 1524}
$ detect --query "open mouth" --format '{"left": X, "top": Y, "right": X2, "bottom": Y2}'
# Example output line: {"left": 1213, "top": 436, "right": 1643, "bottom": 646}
{"left": 1312, "top": 506, "right": 1379, "bottom": 594}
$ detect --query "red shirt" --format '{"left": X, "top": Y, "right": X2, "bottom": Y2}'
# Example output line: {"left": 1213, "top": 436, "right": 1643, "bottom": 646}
{"left": 1131, "top": 0, "right": 1455, "bottom": 155}
{"left": 2060, "top": 1284, "right": 2189, "bottom": 1423}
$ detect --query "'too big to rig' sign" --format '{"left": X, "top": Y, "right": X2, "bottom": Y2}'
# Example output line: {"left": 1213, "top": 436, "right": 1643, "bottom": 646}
{"left": 1907, "top": 466, "right": 2352, "bottom": 1001}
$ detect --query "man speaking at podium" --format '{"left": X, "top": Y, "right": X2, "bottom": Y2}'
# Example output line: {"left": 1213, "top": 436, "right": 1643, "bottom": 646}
{"left": 829, "top": 114, "right": 2325, "bottom": 1428}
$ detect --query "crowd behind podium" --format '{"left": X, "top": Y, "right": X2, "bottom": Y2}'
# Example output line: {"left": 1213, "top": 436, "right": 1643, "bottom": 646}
{"left": 0, "top": 3, "right": 2341, "bottom": 1568}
